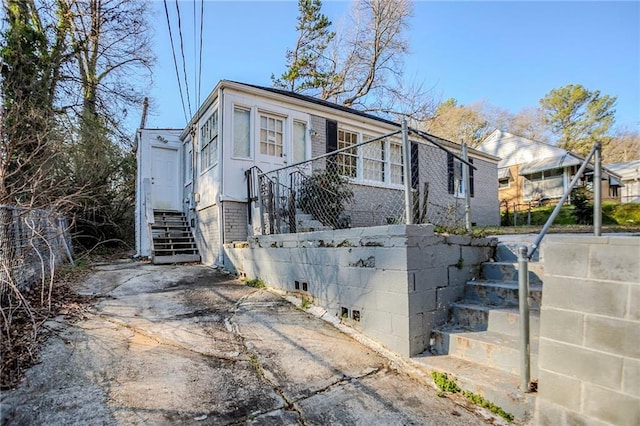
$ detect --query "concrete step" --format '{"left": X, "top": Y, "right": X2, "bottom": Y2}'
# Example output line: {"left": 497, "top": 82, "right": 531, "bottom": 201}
{"left": 295, "top": 213, "right": 315, "bottom": 222}
{"left": 431, "top": 328, "right": 539, "bottom": 378}
{"left": 152, "top": 231, "right": 193, "bottom": 238}
{"left": 412, "top": 354, "right": 536, "bottom": 423}
{"left": 152, "top": 253, "right": 201, "bottom": 264}
{"left": 465, "top": 280, "right": 542, "bottom": 309}
{"left": 296, "top": 219, "right": 332, "bottom": 232}
{"left": 482, "top": 261, "right": 544, "bottom": 284}
{"left": 494, "top": 240, "right": 541, "bottom": 262}
{"left": 452, "top": 303, "right": 540, "bottom": 337}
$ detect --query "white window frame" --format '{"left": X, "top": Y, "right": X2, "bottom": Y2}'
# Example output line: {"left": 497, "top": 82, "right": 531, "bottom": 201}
{"left": 232, "top": 105, "right": 252, "bottom": 159}
{"left": 183, "top": 139, "right": 193, "bottom": 186}
{"left": 292, "top": 120, "right": 308, "bottom": 165}
{"left": 498, "top": 177, "right": 510, "bottom": 189}
{"left": 522, "top": 168, "right": 564, "bottom": 201}
{"left": 388, "top": 140, "right": 404, "bottom": 186}
{"left": 200, "top": 110, "right": 218, "bottom": 173}
{"left": 362, "top": 135, "right": 385, "bottom": 183}
{"left": 334, "top": 127, "right": 404, "bottom": 188}
{"left": 259, "top": 112, "right": 285, "bottom": 158}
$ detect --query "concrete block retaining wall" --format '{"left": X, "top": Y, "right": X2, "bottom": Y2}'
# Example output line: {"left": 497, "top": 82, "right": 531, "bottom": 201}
{"left": 225, "top": 224, "right": 495, "bottom": 357}
{"left": 536, "top": 236, "right": 640, "bottom": 426}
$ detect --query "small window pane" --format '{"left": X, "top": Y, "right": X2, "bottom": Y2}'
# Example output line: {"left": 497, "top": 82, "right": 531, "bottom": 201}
{"left": 233, "top": 107, "right": 250, "bottom": 158}
{"left": 293, "top": 121, "right": 306, "bottom": 163}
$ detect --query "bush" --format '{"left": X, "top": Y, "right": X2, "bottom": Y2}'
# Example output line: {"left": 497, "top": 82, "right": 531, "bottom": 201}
{"left": 607, "top": 202, "right": 640, "bottom": 224}
{"left": 297, "top": 170, "right": 353, "bottom": 228}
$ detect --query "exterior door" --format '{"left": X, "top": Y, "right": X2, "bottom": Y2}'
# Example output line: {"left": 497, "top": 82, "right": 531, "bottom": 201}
{"left": 151, "top": 146, "right": 180, "bottom": 210}
{"left": 256, "top": 112, "right": 288, "bottom": 171}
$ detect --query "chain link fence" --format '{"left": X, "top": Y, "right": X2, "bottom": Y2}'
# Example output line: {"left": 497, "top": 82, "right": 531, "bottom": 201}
{"left": 0, "top": 206, "right": 72, "bottom": 297}
{"left": 248, "top": 127, "right": 478, "bottom": 235}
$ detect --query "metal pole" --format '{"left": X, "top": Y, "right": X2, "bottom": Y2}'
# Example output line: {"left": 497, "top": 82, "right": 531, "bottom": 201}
{"left": 528, "top": 143, "right": 599, "bottom": 259}
{"left": 594, "top": 142, "right": 602, "bottom": 236}
{"left": 402, "top": 119, "right": 413, "bottom": 224}
{"left": 517, "top": 245, "right": 531, "bottom": 393}
{"left": 462, "top": 143, "right": 472, "bottom": 232}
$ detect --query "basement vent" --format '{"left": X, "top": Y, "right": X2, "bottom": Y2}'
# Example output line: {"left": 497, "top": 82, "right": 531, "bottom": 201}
{"left": 294, "top": 280, "right": 300, "bottom": 290}
{"left": 352, "top": 310, "right": 361, "bottom": 322}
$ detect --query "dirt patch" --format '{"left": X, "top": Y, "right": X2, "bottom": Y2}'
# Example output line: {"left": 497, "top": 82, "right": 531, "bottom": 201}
{"left": 1, "top": 265, "right": 94, "bottom": 390}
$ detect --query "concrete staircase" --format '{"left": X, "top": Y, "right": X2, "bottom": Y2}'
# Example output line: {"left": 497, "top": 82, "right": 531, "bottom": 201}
{"left": 151, "top": 210, "right": 200, "bottom": 264}
{"left": 418, "top": 239, "right": 543, "bottom": 422}
{"left": 294, "top": 211, "right": 332, "bottom": 233}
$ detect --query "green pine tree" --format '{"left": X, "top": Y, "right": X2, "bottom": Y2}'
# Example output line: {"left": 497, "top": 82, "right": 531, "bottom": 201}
{"left": 539, "top": 84, "right": 616, "bottom": 156}
{"left": 272, "top": 0, "right": 335, "bottom": 93}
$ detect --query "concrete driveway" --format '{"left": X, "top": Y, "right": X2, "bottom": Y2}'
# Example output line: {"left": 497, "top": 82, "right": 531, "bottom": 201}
{"left": 1, "top": 262, "right": 494, "bottom": 425}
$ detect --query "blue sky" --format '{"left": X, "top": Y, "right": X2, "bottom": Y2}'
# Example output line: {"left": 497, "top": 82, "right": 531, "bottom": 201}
{"left": 146, "top": 1, "right": 640, "bottom": 135}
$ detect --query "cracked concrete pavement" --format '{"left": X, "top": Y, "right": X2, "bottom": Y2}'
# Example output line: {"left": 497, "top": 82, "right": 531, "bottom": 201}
{"left": 1, "top": 262, "right": 495, "bottom": 425}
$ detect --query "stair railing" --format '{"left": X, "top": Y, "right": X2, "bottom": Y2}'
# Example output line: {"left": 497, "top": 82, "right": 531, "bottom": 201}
{"left": 142, "top": 178, "right": 154, "bottom": 257}
{"left": 517, "top": 142, "right": 602, "bottom": 393}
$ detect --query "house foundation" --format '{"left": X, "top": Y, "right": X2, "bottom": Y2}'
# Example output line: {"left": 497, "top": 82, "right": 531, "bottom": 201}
{"left": 225, "top": 224, "right": 496, "bottom": 357}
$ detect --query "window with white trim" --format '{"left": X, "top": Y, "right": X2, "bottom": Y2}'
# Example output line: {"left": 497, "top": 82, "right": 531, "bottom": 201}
{"left": 183, "top": 141, "right": 192, "bottom": 184}
{"left": 292, "top": 121, "right": 307, "bottom": 164}
{"left": 447, "top": 153, "right": 474, "bottom": 197}
{"left": 200, "top": 110, "right": 218, "bottom": 170}
{"left": 389, "top": 141, "right": 404, "bottom": 185}
{"left": 362, "top": 135, "right": 384, "bottom": 182}
{"left": 233, "top": 107, "right": 251, "bottom": 158}
{"left": 522, "top": 168, "right": 563, "bottom": 200}
{"left": 338, "top": 129, "right": 358, "bottom": 178}
{"left": 259, "top": 114, "right": 284, "bottom": 157}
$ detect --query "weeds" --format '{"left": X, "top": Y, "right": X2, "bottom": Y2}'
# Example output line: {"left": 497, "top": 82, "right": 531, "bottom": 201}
{"left": 300, "top": 297, "right": 312, "bottom": 310}
{"left": 431, "top": 371, "right": 514, "bottom": 422}
{"left": 245, "top": 278, "right": 265, "bottom": 288}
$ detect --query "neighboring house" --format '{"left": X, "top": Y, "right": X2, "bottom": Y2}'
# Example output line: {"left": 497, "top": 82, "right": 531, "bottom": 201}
{"left": 135, "top": 80, "right": 500, "bottom": 267}
{"left": 477, "top": 130, "right": 623, "bottom": 209}
{"left": 605, "top": 160, "right": 640, "bottom": 203}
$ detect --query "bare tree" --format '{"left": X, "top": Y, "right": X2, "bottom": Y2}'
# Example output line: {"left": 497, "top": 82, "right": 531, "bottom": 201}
{"left": 603, "top": 127, "right": 640, "bottom": 163}
{"left": 509, "top": 107, "right": 551, "bottom": 143}
{"left": 422, "top": 98, "right": 492, "bottom": 146}
{"left": 322, "top": 0, "right": 413, "bottom": 110}
{"left": 61, "top": 0, "right": 154, "bottom": 137}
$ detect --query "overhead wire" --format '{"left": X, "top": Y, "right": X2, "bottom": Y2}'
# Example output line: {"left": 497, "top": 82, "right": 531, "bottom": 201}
{"left": 175, "top": 0, "right": 193, "bottom": 118}
{"left": 163, "top": 0, "right": 188, "bottom": 124}
{"left": 197, "top": 0, "right": 204, "bottom": 109}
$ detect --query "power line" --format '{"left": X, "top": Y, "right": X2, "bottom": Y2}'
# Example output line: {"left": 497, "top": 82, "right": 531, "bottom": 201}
{"left": 163, "top": 0, "right": 188, "bottom": 124}
{"left": 197, "top": 0, "right": 204, "bottom": 108}
{"left": 175, "top": 0, "right": 193, "bottom": 118}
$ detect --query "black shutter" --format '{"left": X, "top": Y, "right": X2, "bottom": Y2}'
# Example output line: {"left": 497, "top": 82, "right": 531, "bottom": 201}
{"left": 326, "top": 119, "right": 338, "bottom": 173}
{"left": 447, "top": 152, "right": 454, "bottom": 194}
{"left": 469, "top": 158, "right": 475, "bottom": 197}
{"left": 326, "top": 119, "right": 337, "bottom": 152}
{"left": 411, "top": 142, "right": 419, "bottom": 189}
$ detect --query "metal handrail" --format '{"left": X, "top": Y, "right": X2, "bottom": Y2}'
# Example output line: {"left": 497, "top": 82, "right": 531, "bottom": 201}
{"left": 517, "top": 142, "right": 602, "bottom": 393}
{"left": 142, "top": 178, "right": 155, "bottom": 256}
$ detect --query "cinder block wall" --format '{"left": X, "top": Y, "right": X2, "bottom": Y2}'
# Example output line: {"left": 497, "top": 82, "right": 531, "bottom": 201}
{"left": 225, "top": 224, "right": 495, "bottom": 357}
{"left": 222, "top": 201, "right": 248, "bottom": 243}
{"left": 195, "top": 205, "right": 220, "bottom": 266}
{"left": 536, "top": 236, "right": 640, "bottom": 426}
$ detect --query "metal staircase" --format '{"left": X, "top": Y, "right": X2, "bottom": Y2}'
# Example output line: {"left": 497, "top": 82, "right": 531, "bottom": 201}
{"left": 421, "top": 239, "right": 543, "bottom": 422}
{"left": 151, "top": 210, "right": 200, "bottom": 264}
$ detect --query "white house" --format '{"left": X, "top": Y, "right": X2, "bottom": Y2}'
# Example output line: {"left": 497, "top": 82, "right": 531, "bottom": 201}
{"left": 605, "top": 160, "right": 640, "bottom": 203}
{"left": 477, "top": 130, "right": 622, "bottom": 208}
{"left": 135, "top": 81, "right": 500, "bottom": 266}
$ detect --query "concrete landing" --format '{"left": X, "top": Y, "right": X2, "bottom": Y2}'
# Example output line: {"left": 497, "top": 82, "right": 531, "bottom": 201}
{"left": 1, "top": 263, "right": 495, "bottom": 425}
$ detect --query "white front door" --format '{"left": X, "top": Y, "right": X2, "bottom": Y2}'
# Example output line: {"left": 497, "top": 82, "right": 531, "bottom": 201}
{"left": 151, "top": 146, "right": 180, "bottom": 210}
{"left": 256, "top": 113, "right": 288, "bottom": 171}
